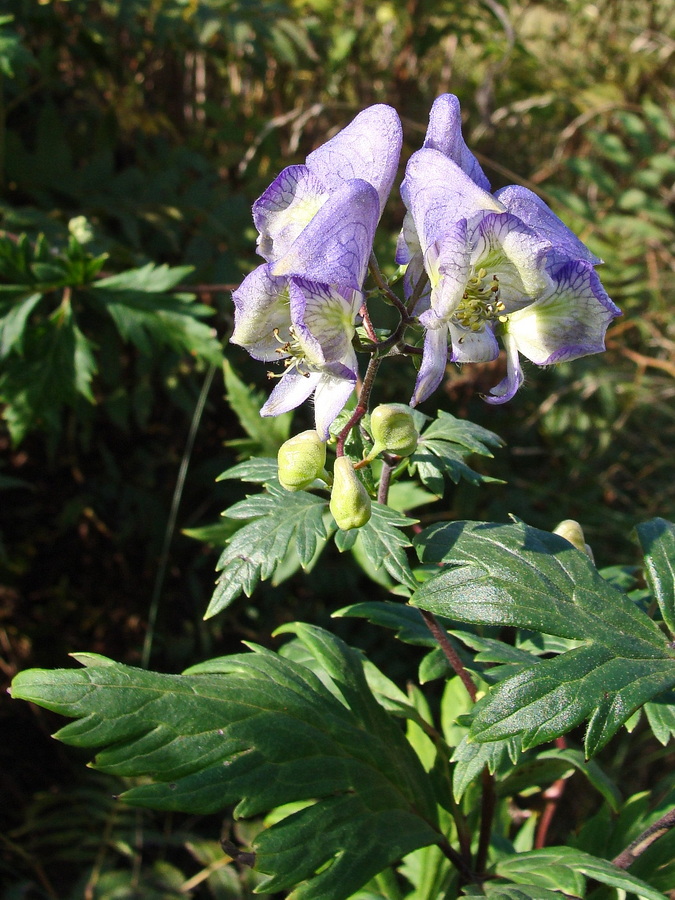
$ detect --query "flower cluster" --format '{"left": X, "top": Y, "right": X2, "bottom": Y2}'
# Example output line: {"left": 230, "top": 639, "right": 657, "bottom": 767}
{"left": 230, "top": 105, "right": 402, "bottom": 439}
{"left": 398, "top": 95, "right": 620, "bottom": 406}
{"left": 232, "top": 94, "right": 619, "bottom": 435}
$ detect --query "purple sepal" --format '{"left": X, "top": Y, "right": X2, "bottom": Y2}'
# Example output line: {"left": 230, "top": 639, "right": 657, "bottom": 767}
{"left": 495, "top": 185, "right": 603, "bottom": 266}
{"left": 253, "top": 165, "right": 329, "bottom": 263}
{"left": 230, "top": 264, "right": 290, "bottom": 361}
{"left": 423, "top": 94, "right": 492, "bottom": 191}
{"left": 306, "top": 104, "right": 402, "bottom": 216}
{"left": 404, "top": 148, "right": 502, "bottom": 252}
{"left": 410, "top": 324, "right": 449, "bottom": 407}
{"left": 483, "top": 334, "right": 524, "bottom": 405}
{"left": 289, "top": 278, "right": 361, "bottom": 369}
{"left": 271, "top": 180, "right": 380, "bottom": 290}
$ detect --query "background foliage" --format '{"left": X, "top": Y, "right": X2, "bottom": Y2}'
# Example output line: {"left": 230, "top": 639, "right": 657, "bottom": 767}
{"left": 1, "top": 0, "right": 673, "bottom": 895}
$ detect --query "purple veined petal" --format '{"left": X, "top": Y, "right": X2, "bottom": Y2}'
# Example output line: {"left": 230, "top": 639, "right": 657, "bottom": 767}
{"left": 410, "top": 323, "right": 450, "bottom": 407}
{"left": 506, "top": 259, "right": 620, "bottom": 365}
{"left": 253, "top": 165, "right": 330, "bottom": 263}
{"left": 271, "top": 179, "right": 380, "bottom": 290}
{"left": 448, "top": 322, "right": 499, "bottom": 363}
{"left": 230, "top": 264, "right": 291, "bottom": 361}
{"left": 404, "top": 148, "right": 503, "bottom": 252}
{"left": 261, "top": 366, "right": 321, "bottom": 417}
{"left": 423, "top": 94, "right": 492, "bottom": 192}
{"left": 430, "top": 220, "right": 471, "bottom": 319}
{"left": 495, "top": 185, "right": 603, "bottom": 266}
{"left": 313, "top": 368, "right": 358, "bottom": 440}
{"left": 484, "top": 333, "right": 524, "bottom": 405}
{"left": 306, "top": 104, "right": 403, "bottom": 217}
{"left": 289, "top": 278, "right": 360, "bottom": 366}
{"left": 468, "top": 212, "right": 553, "bottom": 311}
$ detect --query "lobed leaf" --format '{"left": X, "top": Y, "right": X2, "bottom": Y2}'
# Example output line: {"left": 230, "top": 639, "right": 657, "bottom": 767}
{"left": 216, "top": 456, "right": 279, "bottom": 484}
{"left": 11, "top": 626, "right": 441, "bottom": 900}
{"left": 207, "top": 483, "right": 331, "bottom": 616}
{"left": 494, "top": 847, "right": 667, "bottom": 900}
{"left": 353, "top": 502, "right": 418, "bottom": 591}
{"left": 409, "top": 411, "right": 504, "bottom": 495}
{"left": 636, "top": 517, "right": 675, "bottom": 634}
{"left": 412, "top": 520, "right": 675, "bottom": 754}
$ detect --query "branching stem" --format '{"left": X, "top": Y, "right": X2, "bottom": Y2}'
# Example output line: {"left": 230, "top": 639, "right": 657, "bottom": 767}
{"left": 336, "top": 355, "right": 381, "bottom": 457}
{"left": 437, "top": 835, "right": 476, "bottom": 883}
{"left": 369, "top": 252, "right": 409, "bottom": 318}
{"left": 612, "top": 806, "right": 675, "bottom": 869}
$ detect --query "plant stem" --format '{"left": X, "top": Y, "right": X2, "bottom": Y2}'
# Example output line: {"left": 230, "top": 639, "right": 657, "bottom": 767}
{"left": 612, "top": 806, "right": 675, "bottom": 869}
{"left": 437, "top": 835, "right": 476, "bottom": 883}
{"left": 360, "top": 300, "right": 378, "bottom": 343}
{"left": 369, "top": 252, "right": 409, "bottom": 318}
{"left": 408, "top": 268, "right": 429, "bottom": 315}
{"left": 475, "top": 768, "right": 496, "bottom": 875}
{"left": 336, "top": 355, "right": 381, "bottom": 457}
{"left": 419, "top": 609, "right": 477, "bottom": 702}
{"left": 378, "top": 460, "right": 394, "bottom": 504}
{"left": 141, "top": 363, "right": 216, "bottom": 668}
{"left": 534, "top": 737, "right": 567, "bottom": 848}
{"left": 418, "top": 609, "right": 499, "bottom": 875}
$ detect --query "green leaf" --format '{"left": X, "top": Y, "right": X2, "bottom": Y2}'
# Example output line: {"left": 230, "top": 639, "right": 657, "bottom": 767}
{"left": 409, "top": 411, "right": 504, "bottom": 495}
{"left": 206, "top": 483, "right": 331, "bottom": 617}
{"left": 422, "top": 411, "right": 504, "bottom": 455}
{"left": 478, "top": 885, "right": 570, "bottom": 900}
{"left": 217, "top": 456, "right": 279, "bottom": 484}
{"left": 223, "top": 359, "right": 291, "bottom": 457}
{"left": 0, "top": 305, "right": 97, "bottom": 444}
{"left": 353, "top": 503, "right": 418, "bottom": 592}
{"left": 95, "top": 263, "right": 194, "bottom": 292}
{"left": 636, "top": 518, "right": 675, "bottom": 634}
{"left": 182, "top": 519, "right": 240, "bottom": 547}
{"left": 334, "top": 601, "right": 437, "bottom": 646}
{"left": 0, "top": 291, "right": 43, "bottom": 357}
{"left": 542, "top": 750, "right": 621, "bottom": 810}
{"left": 494, "top": 847, "right": 668, "bottom": 900}
{"left": 643, "top": 692, "right": 675, "bottom": 745}
{"left": 452, "top": 734, "right": 521, "bottom": 801}
{"left": 11, "top": 626, "right": 441, "bottom": 900}
{"left": 412, "top": 521, "right": 675, "bottom": 754}
{"left": 90, "top": 264, "right": 223, "bottom": 365}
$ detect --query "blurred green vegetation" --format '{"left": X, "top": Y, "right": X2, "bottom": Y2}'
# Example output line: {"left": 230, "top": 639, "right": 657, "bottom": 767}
{"left": 0, "top": 0, "right": 673, "bottom": 895}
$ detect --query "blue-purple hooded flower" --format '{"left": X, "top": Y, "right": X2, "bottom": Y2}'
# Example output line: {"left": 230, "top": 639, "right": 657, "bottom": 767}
{"left": 399, "top": 94, "right": 620, "bottom": 406}
{"left": 231, "top": 104, "right": 403, "bottom": 437}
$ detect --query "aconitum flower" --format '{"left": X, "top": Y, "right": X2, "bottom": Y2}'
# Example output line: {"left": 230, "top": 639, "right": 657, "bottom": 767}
{"left": 399, "top": 94, "right": 620, "bottom": 406}
{"left": 231, "top": 104, "right": 402, "bottom": 436}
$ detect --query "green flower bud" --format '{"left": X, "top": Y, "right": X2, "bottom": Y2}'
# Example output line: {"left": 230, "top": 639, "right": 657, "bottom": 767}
{"left": 277, "top": 430, "right": 327, "bottom": 492}
{"left": 329, "top": 457, "right": 372, "bottom": 530}
{"left": 553, "top": 519, "right": 594, "bottom": 561}
{"left": 369, "top": 403, "right": 419, "bottom": 458}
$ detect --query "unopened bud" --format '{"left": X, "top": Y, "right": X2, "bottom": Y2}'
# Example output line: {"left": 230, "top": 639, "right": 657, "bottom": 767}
{"left": 553, "top": 519, "right": 594, "bottom": 561}
{"left": 369, "top": 403, "right": 418, "bottom": 458}
{"left": 277, "top": 430, "right": 327, "bottom": 492}
{"left": 329, "top": 457, "right": 372, "bottom": 530}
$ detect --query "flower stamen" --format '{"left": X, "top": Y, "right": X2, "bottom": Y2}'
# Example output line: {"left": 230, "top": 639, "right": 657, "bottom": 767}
{"left": 455, "top": 270, "right": 506, "bottom": 333}
{"left": 267, "top": 326, "right": 313, "bottom": 379}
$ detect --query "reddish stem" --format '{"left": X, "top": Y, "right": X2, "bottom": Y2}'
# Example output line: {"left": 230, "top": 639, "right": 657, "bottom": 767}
{"left": 534, "top": 737, "right": 567, "bottom": 849}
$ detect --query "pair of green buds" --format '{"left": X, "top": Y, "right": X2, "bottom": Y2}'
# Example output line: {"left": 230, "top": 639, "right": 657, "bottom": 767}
{"left": 277, "top": 404, "right": 419, "bottom": 530}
